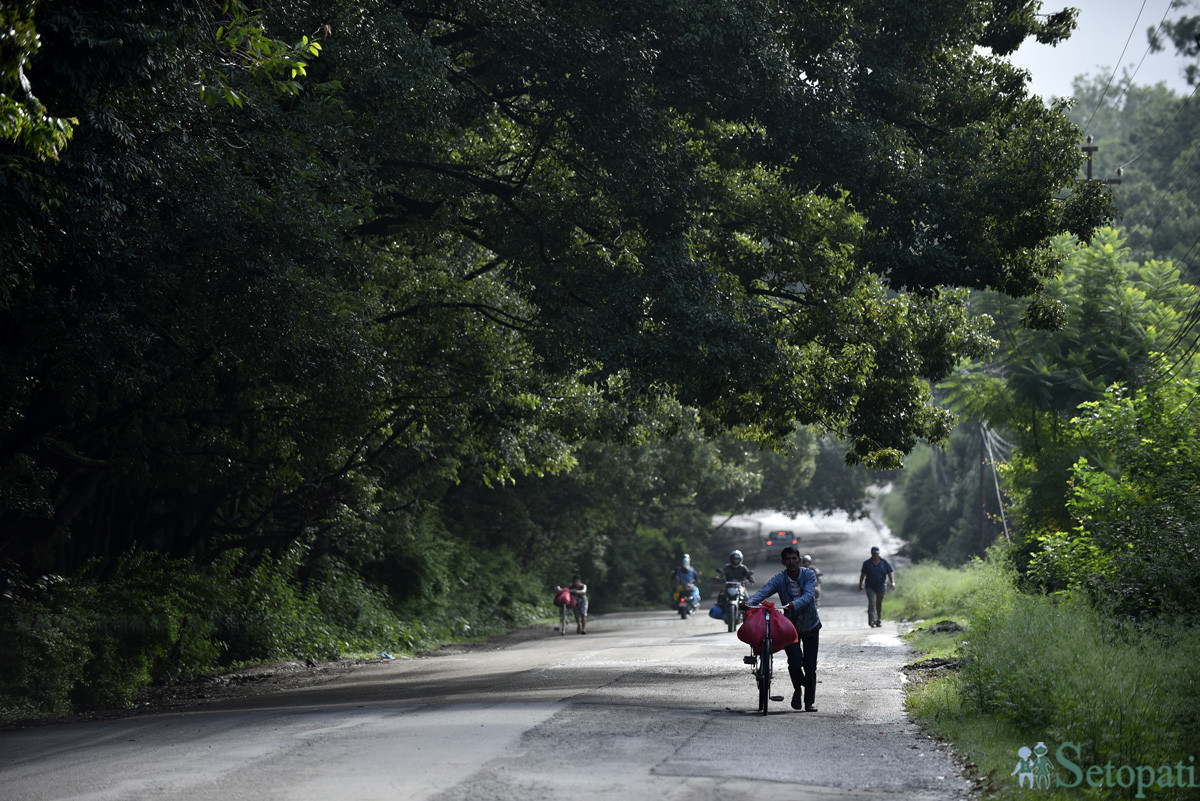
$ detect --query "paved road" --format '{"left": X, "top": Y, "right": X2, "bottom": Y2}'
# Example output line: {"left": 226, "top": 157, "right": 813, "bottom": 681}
{"left": 1, "top": 508, "right": 970, "bottom": 801}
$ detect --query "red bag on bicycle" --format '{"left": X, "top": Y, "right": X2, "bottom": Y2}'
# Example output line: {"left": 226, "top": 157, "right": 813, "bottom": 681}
{"left": 737, "top": 601, "right": 798, "bottom": 654}
{"left": 554, "top": 588, "right": 576, "bottom": 608}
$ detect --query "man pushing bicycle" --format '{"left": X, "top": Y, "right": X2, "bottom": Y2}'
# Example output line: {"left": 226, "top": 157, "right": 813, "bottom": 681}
{"left": 743, "top": 545, "right": 822, "bottom": 712}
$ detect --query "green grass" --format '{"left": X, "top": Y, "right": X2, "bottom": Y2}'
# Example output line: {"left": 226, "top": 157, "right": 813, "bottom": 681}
{"left": 900, "top": 552, "right": 1200, "bottom": 800}
{"left": 903, "top": 627, "right": 964, "bottom": 661}
{"left": 885, "top": 559, "right": 993, "bottom": 621}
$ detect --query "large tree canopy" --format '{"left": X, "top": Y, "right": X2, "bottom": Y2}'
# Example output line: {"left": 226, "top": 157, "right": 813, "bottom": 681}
{"left": 1, "top": 0, "right": 1108, "bottom": 578}
{"left": 346, "top": 0, "right": 1108, "bottom": 457}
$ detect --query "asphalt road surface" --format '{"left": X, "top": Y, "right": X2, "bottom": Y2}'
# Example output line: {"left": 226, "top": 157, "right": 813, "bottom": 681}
{"left": 1, "top": 507, "right": 971, "bottom": 801}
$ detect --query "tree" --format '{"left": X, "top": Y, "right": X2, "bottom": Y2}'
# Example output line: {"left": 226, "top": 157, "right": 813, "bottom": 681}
{"left": 889, "top": 424, "right": 1008, "bottom": 565}
{"left": 0, "top": 0, "right": 75, "bottom": 160}
{"left": 1151, "top": 1, "right": 1200, "bottom": 87}
{"left": 904, "top": 228, "right": 1198, "bottom": 566}
{"left": 0, "top": 0, "right": 1118, "bottom": 712}
{"left": 1028, "top": 374, "right": 1200, "bottom": 618}
{"left": 1063, "top": 76, "right": 1200, "bottom": 276}
{"left": 1, "top": 0, "right": 1107, "bottom": 592}
{"left": 342, "top": 0, "right": 1108, "bottom": 463}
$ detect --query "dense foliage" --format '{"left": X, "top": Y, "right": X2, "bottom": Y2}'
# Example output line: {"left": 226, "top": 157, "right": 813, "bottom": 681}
{"left": 891, "top": 25, "right": 1200, "bottom": 786}
{"left": 900, "top": 556, "right": 1200, "bottom": 798}
{"left": 891, "top": 228, "right": 1198, "bottom": 583}
{"left": 2, "top": 0, "right": 1106, "bottom": 718}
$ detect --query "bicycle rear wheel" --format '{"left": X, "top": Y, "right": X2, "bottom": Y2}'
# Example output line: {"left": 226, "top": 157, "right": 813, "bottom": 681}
{"left": 560, "top": 604, "right": 569, "bottom": 635}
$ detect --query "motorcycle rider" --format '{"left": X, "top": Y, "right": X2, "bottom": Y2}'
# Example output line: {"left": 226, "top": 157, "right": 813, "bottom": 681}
{"left": 716, "top": 549, "right": 754, "bottom": 626}
{"left": 671, "top": 553, "right": 702, "bottom": 609}
{"left": 801, "top": 554, "right": 822, "bottom": 605}
{"left": 720, "top": 549, "right": 755, "bottom": 584}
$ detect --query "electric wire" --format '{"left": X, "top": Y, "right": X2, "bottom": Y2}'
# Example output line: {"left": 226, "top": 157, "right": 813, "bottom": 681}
{"left": 1082, "top": 0, "right": 1176, "bottom": 138}
{"left": 981, "top": 424, "right": 1011, "bottom": 542}
{"left": 1080, "top": 0, "right": 1149, "bottom": 137}
{"left": 1121, "top": 143, "right": 1200, "bottom": 255}
{"left": 1117, "top": 83, "right": 1199, "bottom": 171}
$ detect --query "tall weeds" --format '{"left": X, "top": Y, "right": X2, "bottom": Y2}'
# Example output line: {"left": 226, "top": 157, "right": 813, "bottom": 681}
{"left": 901, "top": 551, "right": 1200, "bottom": 797}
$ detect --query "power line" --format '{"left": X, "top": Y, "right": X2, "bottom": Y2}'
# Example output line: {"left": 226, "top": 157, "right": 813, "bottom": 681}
{"left": 1082, "top": 0, "right": 1177, "bottom": 138}
{"left": 1117, "top": 83, "right": 1198, "bottom": 171}
{"left": 981, "top": 423, "right": 1010, "bottom": 543}
{"left": 1122, "top": 141, "right": 1200, "bottom": 254}
{"left": 1080, "top": 0, "right": 1150, "bottom": 137}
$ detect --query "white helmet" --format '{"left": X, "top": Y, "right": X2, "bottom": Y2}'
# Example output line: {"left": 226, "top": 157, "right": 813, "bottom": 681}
{"left": 681, "top": 553, "right": 690, "bottom": 567}
{"left": 729, "top": 550, "right": 743, "bottom": 563}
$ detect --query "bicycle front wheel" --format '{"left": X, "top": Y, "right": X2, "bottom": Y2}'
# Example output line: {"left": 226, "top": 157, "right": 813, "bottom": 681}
{"left": 758, "top": 637, "right": 772, "bottom": 714}
{"left": 560, "top": 604, "right": 569, "bottom": 635}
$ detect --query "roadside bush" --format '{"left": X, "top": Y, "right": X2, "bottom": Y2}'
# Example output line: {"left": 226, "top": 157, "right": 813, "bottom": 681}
{"left": 212, "top": 546, "right": 343, "bottom": 664}
{"left": 961, "top": 589, "right": 1198, "bottom": 769}
{"left": 0, "top": 573, "right": 92, "bottom": 722}
{"left": 394, "top": 535, "right": 549, "bottom": 643}
{"left": 1, "top": 553, "right": 225, "bottom": 719}
{"left": 1, "top": 532, "right": 557, "bottom": 723}
{"left": 887, "top": 557, "right": 999, "bottom": 621}
{"left": 308, "top": 556, "right": 410, "bottom": 652}
{"left": 904, "top": 551, "right": 1200, "bottom": 798}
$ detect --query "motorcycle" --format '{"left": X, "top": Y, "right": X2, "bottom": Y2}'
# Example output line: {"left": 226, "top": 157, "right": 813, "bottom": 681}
{"left": 677, "top": 581, "right": 699, "bottom": 618}
{"left": 719, "top": 579, "right": 747, "bottom": 632}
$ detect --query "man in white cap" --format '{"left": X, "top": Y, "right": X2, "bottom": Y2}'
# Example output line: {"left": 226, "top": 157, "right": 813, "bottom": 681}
{"left": 857, "top": 546, "right": 895, "bottom": 627}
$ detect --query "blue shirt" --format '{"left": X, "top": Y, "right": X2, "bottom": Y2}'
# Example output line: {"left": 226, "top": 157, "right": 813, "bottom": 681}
{"left": 673, "top": 566, "right": 701, "bottom": 585}
{"left": 860, "top": 558, "right": 894, "bottom": 592}
{"left": 748, "top": 568, "right": 820, "bottom": 633}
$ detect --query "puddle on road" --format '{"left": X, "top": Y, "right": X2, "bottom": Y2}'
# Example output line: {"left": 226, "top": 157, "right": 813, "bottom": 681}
{"left": 861, "top": 632, "right": 904, "bottom": 647}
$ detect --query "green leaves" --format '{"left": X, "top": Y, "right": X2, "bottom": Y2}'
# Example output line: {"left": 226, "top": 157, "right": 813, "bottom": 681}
{"left": 1, "top": 0, "right": 1109, "bottom": 611}
{"left": 0, "top": 0, "right": 76, "bottom": 159}
{"left": 201, "top": 1, "right": 324, "bottom": 106}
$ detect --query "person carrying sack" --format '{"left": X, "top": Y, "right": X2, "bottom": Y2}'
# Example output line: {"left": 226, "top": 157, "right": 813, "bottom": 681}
{"left": 744, "top": 545, "right": 822, "bottom": 712}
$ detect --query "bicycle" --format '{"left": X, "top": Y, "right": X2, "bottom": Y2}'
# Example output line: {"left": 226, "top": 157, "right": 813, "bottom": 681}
{"left": 554, "top": 586, "right": 575, "bottom": 635}
{"left": 559, "top": 600, "right": 571, "bottom": 635}
{"left": 740, "top": 602, "right": 791, "bottom": 715}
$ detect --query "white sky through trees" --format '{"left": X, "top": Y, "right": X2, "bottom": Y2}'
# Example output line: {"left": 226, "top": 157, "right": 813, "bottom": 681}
{"left": 1008, "top": 0, "right": 1194, "bottom": 100}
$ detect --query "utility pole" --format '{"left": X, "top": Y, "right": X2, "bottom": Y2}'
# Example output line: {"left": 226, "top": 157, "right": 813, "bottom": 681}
{"left": 1081, "top": 135, "right": 1122, "bottom": 184}
{"left": 978, "top": 424, "right": 987, "bottom": 557}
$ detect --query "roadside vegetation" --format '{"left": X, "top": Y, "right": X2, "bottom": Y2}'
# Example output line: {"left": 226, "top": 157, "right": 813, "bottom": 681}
{"left": 2, "top": 2, "right": 1083, "bottom": 724}
{"left": 881, "top": 80, "right": 1200, "bottom": 796}
{"left": 7, "top": 0, "right": 1200, "bottom": 742}
{"left": 897, "top": 552, "right": 1200, "bottom": 799}
{"left": 0, "top": 538, "right": 540, "bottom": 724}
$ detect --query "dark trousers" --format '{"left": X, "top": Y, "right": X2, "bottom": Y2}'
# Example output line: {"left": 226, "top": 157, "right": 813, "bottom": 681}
{"left": 784, "top": 623, "right": 820, "bottom": 707}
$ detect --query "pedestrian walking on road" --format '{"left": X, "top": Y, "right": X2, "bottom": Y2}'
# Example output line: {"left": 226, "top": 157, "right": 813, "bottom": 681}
{"left": 746, "top": 546, "right": 821, "bottom": 712}
{"left": 858, "top": 546, "right": 894, "bottom": 627}
{"left": 567, "top": 574, "right": 589, "bottom": 633}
